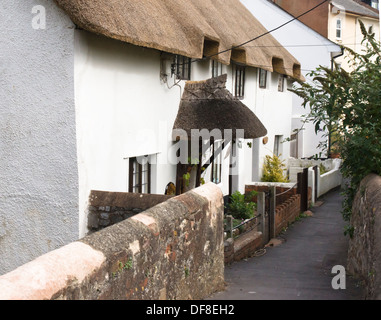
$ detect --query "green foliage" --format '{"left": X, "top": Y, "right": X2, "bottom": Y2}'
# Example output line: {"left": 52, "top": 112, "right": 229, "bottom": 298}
{"left": 290, "top": 20, "right": 381, "bottom": 226}
{"left": 261, "top": 154, "right": 289, "bottom": 183}
{"left": 226, "top": 191, "right": 257, "bottom": 220}
{"left": 319, "top": 163, "right": 328, "bottom": 175}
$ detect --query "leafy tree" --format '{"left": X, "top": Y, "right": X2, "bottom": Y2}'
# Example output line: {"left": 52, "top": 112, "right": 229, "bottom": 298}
{"left": 290, "top": 20, "right": 381, "bottom": 231}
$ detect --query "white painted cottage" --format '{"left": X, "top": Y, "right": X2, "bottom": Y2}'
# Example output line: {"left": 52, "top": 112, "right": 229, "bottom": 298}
{"left": 0, "top": 0, "right": 304, "bottom": 274}
{"left": 242, "top": 0, "right": 342, "bottom": 158}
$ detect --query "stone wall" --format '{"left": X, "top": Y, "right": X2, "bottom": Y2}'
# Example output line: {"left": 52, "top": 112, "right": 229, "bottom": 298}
{"left": 347, "top": 174, "right": 381, "bottom": 300}
{"left": 0, "top": 183, "right": 225, "bottom": 300}
{"left": 87, "top": 190, "right": 173, "bottom": 233}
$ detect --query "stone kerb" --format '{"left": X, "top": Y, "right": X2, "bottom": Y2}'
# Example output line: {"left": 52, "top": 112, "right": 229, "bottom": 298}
{"left": 0, "top": 183, "right": 225, "bottom": 300}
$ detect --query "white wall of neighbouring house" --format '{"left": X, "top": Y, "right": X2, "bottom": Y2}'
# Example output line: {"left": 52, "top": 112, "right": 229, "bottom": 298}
{"left": 242, "top": 0, "right": 342, "bottom": 159}
{"left": 0, "top": 1, "right": 79, "bottom": 275}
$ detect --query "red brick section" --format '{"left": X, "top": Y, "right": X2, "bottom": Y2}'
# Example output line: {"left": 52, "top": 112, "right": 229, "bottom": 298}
{"left": 245, "top": 185, "right": 298, "bottom": 207}
{"left": 224, "top": 231, "right": 263, "bottom": 265}
{"left": 275, "top": 194, "right": 301, "bottom": 235}
{"left": 233, "top": 231, "right": 263, "bottom": 262}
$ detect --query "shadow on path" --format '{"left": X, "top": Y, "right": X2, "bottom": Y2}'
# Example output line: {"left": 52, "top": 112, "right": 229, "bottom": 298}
{"left": 210, "top": 189, "right": 365, "bottom": 300}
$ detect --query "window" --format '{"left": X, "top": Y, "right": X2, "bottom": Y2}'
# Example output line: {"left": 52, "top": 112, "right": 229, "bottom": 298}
{"left": 129, "top": 156, "right": 151, "bottom": 194}
{"left": 274, "top": 135, "right": 283, "bottom": 157}
{"left": 371, "top": 0, "right": 379, "bottom": 9}
{"left": 290, "top": 132, "right": 298, "bottom": 158}
{"left": 212, "top": 60, "right": 223, "bottom": 78}
{"left": 234, "top": 64, "right": 245, "bottom": 99}
{"left": 259, "top": 68, "right": 267, "bottom": 88}
{"left": 278, "top": 75, "right": 285, "bottom": 92}
{"left": 211, "top": 141, "right": 223, "bottom": 184}
{"left": 174, "top": 55, "right": 191, "bottom": 80}
{"left": 336, "top": 19, "right": 342, "bottom": 40}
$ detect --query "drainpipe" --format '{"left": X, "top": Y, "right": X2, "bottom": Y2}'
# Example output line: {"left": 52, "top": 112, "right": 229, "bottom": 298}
{"left": 331, "top": 47, "right": 344, "bottom": 71}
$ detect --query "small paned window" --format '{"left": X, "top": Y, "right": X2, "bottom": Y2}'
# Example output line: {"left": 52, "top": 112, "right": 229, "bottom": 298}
{"left": 278, "top": 75, "right": 285, "bottom": 92}
{"left": 212, "top": 60, "right": 223, "bottom": 78}
{"left": 336, "top": 19, "right": 342, "bottom": 39}
{"left": 175, "top": 55, "right": 192, "bottom": 80}
{"left": 274, "top": 135, "right": 283, "bottom": 157}
{"left": 234, "top": 64, "right": 245, "bottom": 99}
{"left": 259, "top": 68, "right": 267, "bottom": 89}
{"left": 129, "top": 157, "right": 151, "bottom": 194}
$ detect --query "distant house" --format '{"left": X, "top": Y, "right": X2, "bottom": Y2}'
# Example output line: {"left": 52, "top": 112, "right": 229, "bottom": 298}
{"left": 242, "top": 0, "right": 342, "bottom": 158}
{"left": 0, "top": 0, "right": 303, "bottom": 274}
{"left": 272, "top": 0, "right": 380, "bottom": 71}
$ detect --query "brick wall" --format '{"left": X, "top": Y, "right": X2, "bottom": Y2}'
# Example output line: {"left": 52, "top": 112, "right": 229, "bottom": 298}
{"left": 0, "top": 183, "right": 225, "bottom": 300}
{"left": 224, "top": 231, "right": 263, "bottom": 264}
{"left": 275, "top": 194, "right": 301, "bottom": 235}
{"left": 245, "top": 184, "right": 298, "bottom": 207}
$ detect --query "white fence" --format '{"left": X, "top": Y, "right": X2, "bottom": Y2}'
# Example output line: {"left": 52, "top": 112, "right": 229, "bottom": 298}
{"left": 288, "top": 158, "right": 342, "bottom": 201}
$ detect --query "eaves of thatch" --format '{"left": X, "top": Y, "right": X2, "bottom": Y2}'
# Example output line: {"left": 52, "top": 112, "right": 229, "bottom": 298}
{"left": 55, "top": 0, "right": 305, "bottom": 81}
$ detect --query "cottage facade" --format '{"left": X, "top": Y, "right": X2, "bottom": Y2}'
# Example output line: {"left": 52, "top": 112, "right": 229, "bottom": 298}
{"left": 0, "top": 0, "right": 303, "bottom": 274}
{"left": 242, "top": 0, "right": 342, "bottom": 158}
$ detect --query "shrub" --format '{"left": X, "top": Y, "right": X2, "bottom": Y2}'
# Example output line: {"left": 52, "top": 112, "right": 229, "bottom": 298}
{"left": 261, "top": 154, "right": 289, "bottom": 183}
{"left": 226, "top": 191, "right": 257, "bottom": 220}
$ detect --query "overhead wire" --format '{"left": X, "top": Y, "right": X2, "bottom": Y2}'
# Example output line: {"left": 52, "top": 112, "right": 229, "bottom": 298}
{"left": 184, "top": 0, "right": 330, "bottom": 65}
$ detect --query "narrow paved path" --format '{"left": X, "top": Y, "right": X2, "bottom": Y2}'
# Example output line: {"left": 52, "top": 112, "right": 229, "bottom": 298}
{"left": 210, "top": 189, "right": 365, "bottom": 300}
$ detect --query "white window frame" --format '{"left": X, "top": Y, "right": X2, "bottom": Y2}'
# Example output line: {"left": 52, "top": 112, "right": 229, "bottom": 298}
{"left": 336, "top": 18, "right": 342, "bottom": 40}
{"left": 259, "top": 68, "right": 267, "bottom": 89}
{"left": 274, "top": 135, "right": 283, "bottom": 157}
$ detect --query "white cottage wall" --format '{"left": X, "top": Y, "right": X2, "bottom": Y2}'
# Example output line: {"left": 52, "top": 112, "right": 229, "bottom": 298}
{"left": 253, "top": 71, "right": 293, "bottom": 181}
{"left": 74, "top": 31, "right": 185, "bottom": 236}
{"left": 0, "top": 2, "right": 78, "bottom": 274}
{"left": 74, "top": 32, "right": 237, "bottom": 235}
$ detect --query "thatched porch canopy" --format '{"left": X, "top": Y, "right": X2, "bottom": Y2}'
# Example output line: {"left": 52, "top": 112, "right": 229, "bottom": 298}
{"left": 172, "top": 74, "right": 267, "bottom": 141}
{"left": 55, "top": 0, "right": 304, "bottom": 81}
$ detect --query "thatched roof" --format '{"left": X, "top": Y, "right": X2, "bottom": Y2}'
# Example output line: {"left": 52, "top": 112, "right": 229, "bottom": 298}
{"left": 172, "top": 74, "right": 267, "bottom": 141}
{"left": 54, "top": 0, "right": 304, "bottom": 81}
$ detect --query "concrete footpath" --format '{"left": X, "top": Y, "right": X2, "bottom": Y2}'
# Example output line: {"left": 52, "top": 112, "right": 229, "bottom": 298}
{"left": 210, "top": 189, "right": 365, "bottom": 300}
